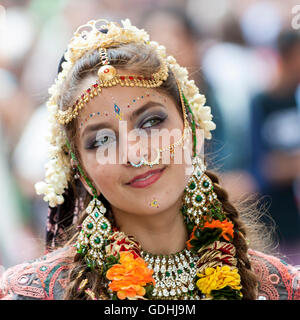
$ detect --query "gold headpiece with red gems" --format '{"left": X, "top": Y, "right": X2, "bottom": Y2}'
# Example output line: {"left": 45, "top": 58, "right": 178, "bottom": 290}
{"left": 55, "top": 46, "right": 168, "bottom": 125}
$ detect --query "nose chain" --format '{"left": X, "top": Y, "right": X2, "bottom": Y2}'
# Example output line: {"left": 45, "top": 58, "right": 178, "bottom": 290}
{"left": 130, "top": 80, "right": 191, "bottom": 168}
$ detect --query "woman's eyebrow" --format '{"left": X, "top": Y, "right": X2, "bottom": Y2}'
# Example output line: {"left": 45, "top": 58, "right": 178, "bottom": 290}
{"left": 129, "top": 101, "right": 166, "bottom": 121}
{"left": 81, "top": 100, "right": 166, "bottom": 138}
{"left": 81, "top": 121, "right": 112, "bottom": 138}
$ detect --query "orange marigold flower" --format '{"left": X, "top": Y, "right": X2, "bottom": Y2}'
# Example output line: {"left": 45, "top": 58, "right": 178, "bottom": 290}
{"left": 203, "top": 219, "right": 234, "bottom": 241}
{"left": 186, "top": 226, "right": 197, "bottom": 250}
{"left": 106, "top": 251, "right": 155, "bottom": 300}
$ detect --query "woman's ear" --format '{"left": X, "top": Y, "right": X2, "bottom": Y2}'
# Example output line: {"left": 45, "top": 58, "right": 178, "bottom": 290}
{"left": 79, "top": 176, "right": 96, "bottom": 197}
{"left": 70, "top": 158, "right": 98, "bottom": 197}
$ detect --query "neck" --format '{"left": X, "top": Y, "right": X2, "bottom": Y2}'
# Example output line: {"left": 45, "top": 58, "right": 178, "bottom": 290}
{"left": 112, "top": 196, "right": 188, "bottom": 256}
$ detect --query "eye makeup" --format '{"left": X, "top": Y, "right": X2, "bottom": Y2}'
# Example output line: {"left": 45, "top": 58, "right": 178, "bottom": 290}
{"left": 84, "top": 129, "right": 116, "bottom": 150}
{"left": 137, "top": 109, "right": 168, "bottom": 130}
{"left": 79, "top": 91, "right": 169, "bottom": 131}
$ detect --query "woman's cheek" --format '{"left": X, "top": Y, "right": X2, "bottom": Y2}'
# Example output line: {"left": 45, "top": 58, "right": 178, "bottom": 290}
{"left": 94, "top": 165, "right": 119, "bottom": 190}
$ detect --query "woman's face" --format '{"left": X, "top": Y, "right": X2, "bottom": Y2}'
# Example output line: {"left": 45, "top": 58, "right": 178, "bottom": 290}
{"left": 75, "top": 74, "right": 197, "bottom": 216}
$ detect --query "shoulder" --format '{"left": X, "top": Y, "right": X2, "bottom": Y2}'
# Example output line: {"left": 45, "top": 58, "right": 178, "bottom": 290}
{"left": 0, "top": 246, "right": 74, "bottom": 300}
{"left": 248, "top": 249, "right": 300, "bottom": 300}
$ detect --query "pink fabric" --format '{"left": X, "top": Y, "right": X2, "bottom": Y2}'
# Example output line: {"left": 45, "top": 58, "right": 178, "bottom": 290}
{"left": 0, "top": 247, "right": 299, "bottom": 300}
{"left": 0, "top": 247, "right": 74, "bottom": 300}
{"left": 248, "top": 249, "right": 300, "bottom": 300}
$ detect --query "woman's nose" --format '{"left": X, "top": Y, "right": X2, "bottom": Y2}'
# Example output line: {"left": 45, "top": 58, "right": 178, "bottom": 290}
{"left": 126, "top": 141, "right": 148, "bottom": 166}
{"left": 117, "top": 124, "right": 147, "bottom": 164}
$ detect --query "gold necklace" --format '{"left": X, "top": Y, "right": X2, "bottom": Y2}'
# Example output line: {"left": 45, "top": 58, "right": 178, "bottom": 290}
{"left": 141, "top": 248, "right": 201, "bottom": 300}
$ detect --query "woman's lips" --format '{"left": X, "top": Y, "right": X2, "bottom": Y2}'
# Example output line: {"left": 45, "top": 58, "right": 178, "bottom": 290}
{"left": 126, "top": 167, "right": 166, "bottom": 188}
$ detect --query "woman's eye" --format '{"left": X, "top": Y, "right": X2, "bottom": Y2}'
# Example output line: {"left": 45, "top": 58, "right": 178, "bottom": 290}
{"left": 141, "top": 117, "right": 164, "bottom": 129}
{"left": 94, "top": 135, "right": 115, "bottom": 148}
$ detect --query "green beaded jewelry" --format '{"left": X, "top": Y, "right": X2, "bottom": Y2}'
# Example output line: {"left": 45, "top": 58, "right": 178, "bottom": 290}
{"left": 178, "top": 98, "right": 225, "bottom": 227}
{"left": 181, "top": 92, "right": 197, "bottom": 157}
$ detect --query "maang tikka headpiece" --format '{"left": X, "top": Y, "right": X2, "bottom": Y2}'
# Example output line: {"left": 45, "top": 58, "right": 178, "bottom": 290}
{"left": 35, "top": 18, "right": 216, "bottom": 208}
{"left": 55, "top": 46, "right": 169, "bottom": 125}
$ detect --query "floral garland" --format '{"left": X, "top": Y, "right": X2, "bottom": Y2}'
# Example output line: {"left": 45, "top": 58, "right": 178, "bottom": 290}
{"left": 76, "top": 206, "right": 243, "bottom": 300}
{"left": 181, "top": 191, "right": 243, "bottom": 300}
{"left": 34, "top": 18, "right": 216, "bottom": 208}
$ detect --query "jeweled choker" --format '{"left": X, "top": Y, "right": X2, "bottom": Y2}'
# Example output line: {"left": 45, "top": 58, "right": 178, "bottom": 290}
{"left": 141, "top": 248, "right": 201, "bottom": 300}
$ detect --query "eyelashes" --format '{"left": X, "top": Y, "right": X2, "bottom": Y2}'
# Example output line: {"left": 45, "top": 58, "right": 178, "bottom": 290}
{"left": 84, "top": 133, "right": 116, "bottom": 150}
{"left": 84, "top": 114, "right": 168, "bottom": 150}
{"left": 141, "top": 114, "right": 167, "bottom": 129}
{"left": 94, "top": 135, "right": 116, "bottom": 149}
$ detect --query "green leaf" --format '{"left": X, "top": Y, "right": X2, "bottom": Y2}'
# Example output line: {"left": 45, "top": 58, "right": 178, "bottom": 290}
{"left": 210, "top": 286, "right": 242, "bottom": 300}
{"left": 102, "top": 254, "right": 120, "bottom": 277}
{"left": 214, "top": 211, "right": 225, "bottom": 221}
{"left": 106, "top": 254, "right": 119, "bottom": 264}
{"left": 189, "top": 239, "right": 200, "bottom": 246}
{"left": 194, "top": 228, "right": 202, "bottom": 239}
{"left": 189, "top": 228, "right": 222, "bottom": 251}
{"left": 112, "top": 293, "right": 119, "bottom": 300}
{"left": 145, "top": 284, "right": 154, "bottom": 298}
{"left": 187, "top": 222, "right": 195, "bottom": 233}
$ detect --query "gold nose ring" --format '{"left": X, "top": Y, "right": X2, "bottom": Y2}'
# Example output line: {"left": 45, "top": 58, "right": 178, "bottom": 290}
{"left": 129, "top": 148, "right": 160, "bottom": 168}
{"left": 141, "top": 148, "right": 160, "bottom": 168}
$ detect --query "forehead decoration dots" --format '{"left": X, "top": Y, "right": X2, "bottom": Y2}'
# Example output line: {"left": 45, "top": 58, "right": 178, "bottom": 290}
{"left": 79, "top": 91, "right": 161, "bottom": 129}
{"left": 79, "top": 112, "right": 101, "bottom": 129}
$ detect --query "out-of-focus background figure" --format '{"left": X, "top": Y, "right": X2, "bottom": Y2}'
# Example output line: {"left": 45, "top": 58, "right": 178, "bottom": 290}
{"left": 250, "top": 30, "right": 300, "bottom": 263}
{"left": 0, "top": 0, "right": 299, "bottom": 268}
